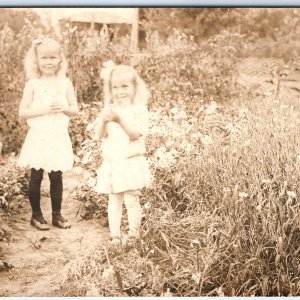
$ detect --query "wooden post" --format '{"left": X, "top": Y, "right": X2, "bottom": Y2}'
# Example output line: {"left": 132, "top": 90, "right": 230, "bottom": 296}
{"left": 130, "top": 8, "right": 139, "bottom": 66}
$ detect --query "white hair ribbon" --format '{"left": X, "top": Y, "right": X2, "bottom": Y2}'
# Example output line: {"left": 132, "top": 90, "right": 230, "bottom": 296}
{"left": 100, "top": 60, "right": 115, "bottom": 80}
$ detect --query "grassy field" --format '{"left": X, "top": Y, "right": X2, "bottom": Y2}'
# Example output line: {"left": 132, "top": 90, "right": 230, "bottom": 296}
{"left": 61, "top": 87, "right": 300, "bottom": 296}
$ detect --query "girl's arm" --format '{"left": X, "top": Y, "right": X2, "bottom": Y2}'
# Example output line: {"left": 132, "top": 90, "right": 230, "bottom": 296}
{"left": 117, "top": 117, "right": 141, "bottom": 140}
{"left": 94, "top": 108, "right": 115, "bottom": 139}
{"left": 62, "top": 80, "right": 79, "bottom": 116}
{"left": 94, "top": 116, "right": 108, "bottom": 139}
{"left": 113, "top": 106, "right": 149, "bottom": 141}
{"left": 19, "top": 80, "right": 49, "bottom": 119}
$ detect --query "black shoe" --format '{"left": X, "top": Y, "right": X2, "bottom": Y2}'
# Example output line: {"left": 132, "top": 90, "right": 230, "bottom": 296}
{"left": 52, "top": 212, "right": 71, "bottom": 229}
{"left": 30, "top": 216, "right": 50, "bottom": 231}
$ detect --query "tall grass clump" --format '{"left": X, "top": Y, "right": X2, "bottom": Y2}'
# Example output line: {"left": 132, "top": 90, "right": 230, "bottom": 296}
{"left": 62, "top": 93, "right": 300, "bottom": 296}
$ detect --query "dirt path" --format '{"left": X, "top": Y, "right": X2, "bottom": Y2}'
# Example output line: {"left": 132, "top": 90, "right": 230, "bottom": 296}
{"left": 0, "top": 170, "right": 108, "bottom": 296}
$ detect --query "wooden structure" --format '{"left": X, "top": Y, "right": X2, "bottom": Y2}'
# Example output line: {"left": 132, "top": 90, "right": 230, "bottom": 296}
{"left": 49, "top": 8, "right": 139, "bottom": 53}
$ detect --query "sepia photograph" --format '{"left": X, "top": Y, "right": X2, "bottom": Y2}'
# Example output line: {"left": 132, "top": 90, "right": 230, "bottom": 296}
{"left": 1, "top": 7, "right": 300, "bottom": 296}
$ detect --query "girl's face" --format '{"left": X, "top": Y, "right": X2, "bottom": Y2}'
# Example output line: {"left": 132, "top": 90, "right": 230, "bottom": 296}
{"left": 36, "top": 44, "right": 61, "bottom": 77}
{"left": 110, "top": 71, "right": 135, "bottom": 106}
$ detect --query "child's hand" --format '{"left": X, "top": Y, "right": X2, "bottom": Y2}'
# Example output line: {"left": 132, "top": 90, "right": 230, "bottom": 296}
{"left": 110, "top": 108, "right": 120, "bottom": 122}
{"left": 100, "top": 107, "right": 119, "bottom": 122}
{"left": 50, "top": 101, "right": 65, "bottom": 113}
{"left": 101, "top": 108, "right": 114, "bottom": 122}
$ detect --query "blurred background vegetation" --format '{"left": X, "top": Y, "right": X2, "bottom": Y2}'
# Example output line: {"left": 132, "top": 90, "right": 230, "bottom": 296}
{"left": 1, "top": 8, "right": 300, "bottom": 154}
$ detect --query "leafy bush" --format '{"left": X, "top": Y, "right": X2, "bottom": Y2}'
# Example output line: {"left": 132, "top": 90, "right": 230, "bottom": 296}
{"left": 0, "top": 155, "right": 28, "bottom": 212}
{"left": 0, "top": 11, "right": 48, "bottom": 154}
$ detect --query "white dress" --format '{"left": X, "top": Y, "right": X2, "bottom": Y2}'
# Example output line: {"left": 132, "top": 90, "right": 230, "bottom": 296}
{"left": 95, "top": 104, "right": 151, "bottom": 194}
{"left": 18, "top": 77, "right": 74, "bottom": 173}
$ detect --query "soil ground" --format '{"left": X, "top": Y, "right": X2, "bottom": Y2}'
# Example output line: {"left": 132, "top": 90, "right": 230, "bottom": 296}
{"left": 0, "top": 170, "right": 108, "bottom": 296}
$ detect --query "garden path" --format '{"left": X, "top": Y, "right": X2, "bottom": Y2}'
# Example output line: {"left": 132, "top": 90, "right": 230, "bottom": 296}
{"left": 0, "top": 170, "right": 108, "bottom": 296}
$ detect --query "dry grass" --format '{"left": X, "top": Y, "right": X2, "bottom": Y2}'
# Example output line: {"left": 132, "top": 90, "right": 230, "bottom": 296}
{"left": 62, "top": 93, "right": 300, "bottom": 296}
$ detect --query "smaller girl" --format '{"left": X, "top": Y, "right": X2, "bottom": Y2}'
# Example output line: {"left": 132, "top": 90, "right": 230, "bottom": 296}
{"left": 18, "top": 37, "right": 78, "bottom": 230}
{"left": 94, "top": 63, "right": 151, "bottom": 248}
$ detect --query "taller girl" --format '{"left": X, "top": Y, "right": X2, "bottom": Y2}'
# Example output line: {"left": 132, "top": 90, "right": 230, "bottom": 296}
{"left": 18, "top": 38, "right": 78, "bottom": 230}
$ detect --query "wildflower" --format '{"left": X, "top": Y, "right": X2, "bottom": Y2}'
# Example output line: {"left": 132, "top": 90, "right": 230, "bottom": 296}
{"left": 208, "top": 158, "right": 215, "bottom": 164}
{"left": 239, "top": 107, "right": 249, "bottom": 115}
{"left": 85, "top": 283, "right": 99, "bottom": 296}
{"left": 178, "top": 110, "right": 187, "bottom": 119}
{"left": 191, "top": 133, "right": 200, "bottom": 140}
{"left": 205, "top": 101, "right": 219, "bottom": 114}
{"left": 201, "top": 135, "right": 213, "bottom": 145}
{"left": 148, "top": 174, "right": 155, "bottom": 185}
{"left": 102, "top": 266, "right": 114, "bottom": 280}
{"left": 280, "top": 104, "right": 289, "bottom": 109}
{"left": 150, "top": 125, "right": 164, "bottom": 135}
{"left": 81, "top": 151, "right": 92, "bottom": 164}
{"left": 170, "top": 107, "right": 179, "bottom": 115}
{"left": 239, "top": 192, "right": 248, "bottom": 198}
{"left": 256, "top": 203, "right": 262, "bottom": 212}
{"left": 87, "top": 177, "right": 96, "bottom": 188}
{"left": 216, "top": 287, "right": 225, "bottom": 297}
{"left": 287, "top": 191, "right": 296, "bottom": 198}
{"left": 144, "top": 202, "right": 151, "bottom": 209}
{"left": 166, "top": 140, "right": 174, "bottom": 148}
{"left": 190, "top": 240, "right": 200, "bottom": 247}
{"left": 192, "top": 272, "right": 201, "bottom": 283}
{"left": 184, "top": 143, "right": 194, "bottom": 153}
{"left": 243, "top": 139, "right": 251, "bottom": 147}
{"left": 223, "top": 187, "right": 231, "bottom": 194}
{"left": 162, "top": 288, "right": 173, "bottom": 297}
{"left": 86, "top": 122, "right": 94, "bottom": 131}
{"left": 264, "top": 91, "right": 272, "bottom": 97}
{"left": 261, "top": 179, "right": 272, "bottom": 185}
{"left": 225, "top": 122, "right": 233, "bottom": 131}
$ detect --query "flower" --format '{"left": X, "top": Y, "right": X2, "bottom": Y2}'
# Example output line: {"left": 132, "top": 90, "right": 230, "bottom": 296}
{"left": 287, "top": 191, "right": 296, "bottom": 198}
{"left": 200, "top": 135, "right": 213, "bottom": 145}
{"left": 102, "top": 266, "right": 114, "bottom": 280}
{"left": 205, "top": 101, "right": 219, "bottom": 114}
{"left": 192, "top": 272, "right": 201, "bottom": 283}
{"left": 170, "top": 107, "right": 179, "bottom": 115}
{"left": 166, "top": 140, "right": 174, "bottom": 148}
{"left": 81, "top": 152, "right": 92, "bottom": 164}
{"left": 261, "top": 179, "right": 272, "bottom": 185}
{"left": 86, "top": 122, "right": 94, "bottom": 131}
{"left": 87, "top": 177, "right": 96, "bottom": 188}
{"left": 190, "top": 240, "right": 200, "bottom": 247}
{"left": 239, "top": 192, "right": 248, "bottom": 198}
{"left": 144, "top": 202, "right": 151, "bottom": 209}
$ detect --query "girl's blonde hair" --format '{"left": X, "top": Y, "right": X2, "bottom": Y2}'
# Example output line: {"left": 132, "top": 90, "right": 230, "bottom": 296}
{"left": 24, "top": 37, "right": 68, "bottom": 80}
{"left": 103, "top": 64, "right": 149, "bottom": 106}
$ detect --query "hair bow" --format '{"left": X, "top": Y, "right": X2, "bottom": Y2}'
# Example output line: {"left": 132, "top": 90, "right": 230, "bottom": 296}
{"left": 100, "top": 60, "right": 115, "bottom": 80}
{"left": 32, "top": 39, "right": 43, "bottom": 46}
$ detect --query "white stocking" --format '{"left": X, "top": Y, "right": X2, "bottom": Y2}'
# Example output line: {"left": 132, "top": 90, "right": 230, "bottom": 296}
{"left": 124, "top": 191, "right": 142, "bottom": 237}
{"left": 108, "top": 192, "right": 124, "bottom": 238}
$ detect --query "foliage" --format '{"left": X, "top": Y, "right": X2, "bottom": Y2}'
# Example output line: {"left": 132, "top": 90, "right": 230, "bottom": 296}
{"left": 62, "top": 95, "right": 300, "bottom": 296}
{"left": 2, "top": 7, "right": 300, "bottom": 296}
{"left": 0, "top": 9, "right": 49, "bottom": 154}
{"left": 140, "top": 8, "right": 300, "bottom": 43}
{"left": 0, "top": 155, "right": 28, "bottom": 213}
{"left": 1, "top": 8, "right": 300, "bottom": 155}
